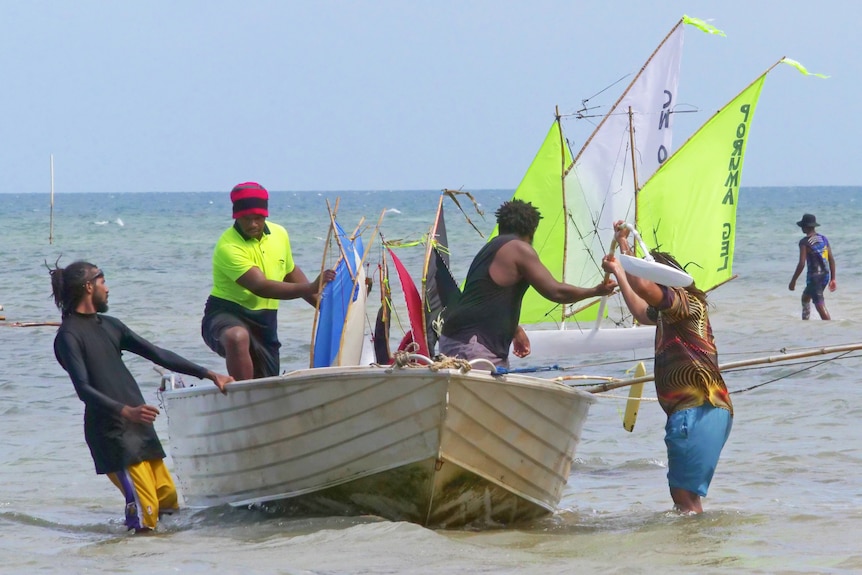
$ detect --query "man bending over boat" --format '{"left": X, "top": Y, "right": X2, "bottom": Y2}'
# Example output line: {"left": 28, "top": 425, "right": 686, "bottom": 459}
{"left": 50, "top": 261, "right": 233, "bottom": 533}
{"left": 438, "top": 199, "right": 616, "bottom": 369}
{"left": 601, "top": 221, "right": 733, "bottom": 514}
{"left": 201, "top": 182, "right": 335, "bottom": 380}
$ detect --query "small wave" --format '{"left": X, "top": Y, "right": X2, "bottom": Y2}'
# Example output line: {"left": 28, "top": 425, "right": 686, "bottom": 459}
{"left": 115, "top": 218, "right": 124, "bottom": 227}
{"left": 94, "top": 220, "right": 108, "bottom": 226}
{"left": 385, "top": 208, "right": 402, "bottom": 215}
{"left": 0, "top": 509, "right": 119, "bottom": 535}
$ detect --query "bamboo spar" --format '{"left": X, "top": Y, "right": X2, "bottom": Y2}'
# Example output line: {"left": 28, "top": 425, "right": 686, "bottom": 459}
{"left": 627, "top": 106, "right": 640, "bottom": 251}
{"left": 593, "top": 106, "right": 639, "bottom": 325}
{"left": 332, "top": 208, "right": 386, "bottom": 364}
{"left": 580, "top": 343, "right": 862, "bottom": 394}
{"left": 556, "top": 106, "right": 568, "bottom": 326}
{"left": 308, "top": 198, "right": 339, "bottom": 368}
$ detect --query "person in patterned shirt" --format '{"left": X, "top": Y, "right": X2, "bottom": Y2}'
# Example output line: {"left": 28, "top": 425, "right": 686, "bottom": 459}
{"left": 789, "top": 213, "right": 836, "bottom": 320}
{"left": 601, "top": 220, "right": 733, "bottom": 514}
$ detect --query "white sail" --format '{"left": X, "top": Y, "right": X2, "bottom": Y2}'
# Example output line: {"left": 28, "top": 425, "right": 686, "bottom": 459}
{"left": 335, "top": 245, "right": 368, "bottom": 366}
{"left": 502, "top": 17, "right": 728, "bottom": 360}
{"left": 561, "top": 20, "right": 685, "bottom": 314}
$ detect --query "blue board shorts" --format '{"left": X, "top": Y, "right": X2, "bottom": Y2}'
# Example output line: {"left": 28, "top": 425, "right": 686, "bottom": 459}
{"left": 803, "top": 273, "right": 829, "bottom": 305}
{"left": 665, "top": 404, "right": 733, "bottom": 497}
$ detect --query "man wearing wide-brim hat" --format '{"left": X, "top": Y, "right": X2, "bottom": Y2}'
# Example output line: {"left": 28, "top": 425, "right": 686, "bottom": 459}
{"left": 788, "top": 213, "right": 837, "bottom": 320}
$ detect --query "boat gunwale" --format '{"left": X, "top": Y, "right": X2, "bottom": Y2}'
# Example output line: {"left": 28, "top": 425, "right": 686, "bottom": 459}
{"left": 160, "top": 363, "right": 597, "bottom": 404}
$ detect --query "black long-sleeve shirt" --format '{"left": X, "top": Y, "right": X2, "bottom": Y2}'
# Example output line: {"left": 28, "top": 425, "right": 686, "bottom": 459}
{"left": 54, "top": 312, "right": 209, "bottom": 474}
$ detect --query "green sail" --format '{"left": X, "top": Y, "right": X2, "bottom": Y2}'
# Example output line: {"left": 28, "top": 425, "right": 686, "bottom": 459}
{"left": 489, "top": 120, "right": 572, "bottom": 324}
{"left": 636, "top": 73, "right": 767, "bottom": 293}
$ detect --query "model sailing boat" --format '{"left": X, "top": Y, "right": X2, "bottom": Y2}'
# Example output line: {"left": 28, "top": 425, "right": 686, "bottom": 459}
{"left": 499, "top": 16, "right": 818, "bottom": 363}
{"left": 374, "top": 189, "right": 478, "bottom": 361}
{"left": 489, "top": 15, "right": 713, "bottom": 358}
{"left": 310, "top": 205, "right": 372, "bottom": 367}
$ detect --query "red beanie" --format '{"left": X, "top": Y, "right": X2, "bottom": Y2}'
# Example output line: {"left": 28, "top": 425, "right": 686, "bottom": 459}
{"left": 231, "top": 182, "right": 269, "bottom": 218}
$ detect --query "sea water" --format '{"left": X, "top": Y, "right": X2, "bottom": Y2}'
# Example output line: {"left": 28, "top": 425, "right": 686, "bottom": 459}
{"left": 1, "top": 187, "right": 861, "bottom": 574}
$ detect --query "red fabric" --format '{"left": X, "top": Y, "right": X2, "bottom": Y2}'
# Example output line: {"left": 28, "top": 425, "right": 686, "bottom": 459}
{"left": 387, "top": 248, "right": 429, "bottom": 356}
{"left": 231, "top": 182, "right": 269, "bottom": 218}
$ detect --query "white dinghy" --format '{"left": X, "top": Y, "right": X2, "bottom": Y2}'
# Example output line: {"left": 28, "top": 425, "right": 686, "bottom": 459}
{"left": 160, "top": 358, "right": 595, "bottom": 528}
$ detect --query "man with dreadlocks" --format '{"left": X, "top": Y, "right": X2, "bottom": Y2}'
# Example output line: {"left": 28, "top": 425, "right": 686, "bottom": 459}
{"left": 601, "top": 220, "right": 733, "bottom": 514}
{"left": 439, "top": 199, "right": 616, "bottom": 369}
{"left": 50, "top": 260, "right": 233, "bottom": 533}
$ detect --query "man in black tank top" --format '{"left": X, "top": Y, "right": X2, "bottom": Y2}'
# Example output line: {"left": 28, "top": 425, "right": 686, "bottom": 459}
{"left": 439, "top": 200, "right": 616, "bottom": 368}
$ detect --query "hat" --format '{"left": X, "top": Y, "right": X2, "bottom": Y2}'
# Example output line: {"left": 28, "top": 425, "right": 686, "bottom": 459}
{"left": 231, "top": 182, "right": 269, "bottom": 218}
{"left": 796, "top": 213, "right": 819, "bottom": 228}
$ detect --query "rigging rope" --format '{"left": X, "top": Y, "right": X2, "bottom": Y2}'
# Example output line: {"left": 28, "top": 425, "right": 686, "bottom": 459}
{"left": 730, "top": 351, "right": 856, "bottom": 394}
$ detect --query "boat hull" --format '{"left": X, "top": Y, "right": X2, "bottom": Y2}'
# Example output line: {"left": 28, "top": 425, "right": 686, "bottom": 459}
{"left": 161, "top": 364, "right": 595, "bottom": 528}
{"left": 521, "top": 324, "right": 655, "bottom": 359}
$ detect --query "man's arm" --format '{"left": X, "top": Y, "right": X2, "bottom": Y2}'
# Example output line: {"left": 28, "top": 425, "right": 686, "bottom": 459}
{"left": 119, "top": 322, "right": 234, "bottom": 393}
{"left": 789, "top": 243, "right": 806, "bottom": 291}
{"left": 284, "top": 265, "right": 321, "bottom": 307}
{"left": 236, "top": 265, "right": 321, "bottom": 301}
{"left": 56, "top": 327, "right": 171, "bottom": 421}
{"left": 601, "top": 255, "right": 655, "bottom": 325}
{"left": 502, "top": 240, "right": 615, "bottom": 303}
{"left": 828, "top": 240, "right": 837, "bottom": 291}
{"left": 599, "top": 219, "right": 662, "bottom": 323}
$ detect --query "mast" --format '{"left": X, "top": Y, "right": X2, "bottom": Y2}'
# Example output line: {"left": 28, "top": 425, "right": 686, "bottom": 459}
{"left": 627, "top": 106, "right": 641, "bottom": 241}
{"left": 555, "top": 105, "right": 567, "bottom": 326}
{"left": 49, "top": 154, "right": 54, "bottom": 245}
{"left": 420, "top": 192, "right": 446, "bottom": 352}
{"left": 594, "top": 106, "right": 639, "bottom": 329}
{"left": 421, "top": 193, "right": 445, "bottom": 304}
{"left": 309, "top": 198, "right": 339, "bottom": 368}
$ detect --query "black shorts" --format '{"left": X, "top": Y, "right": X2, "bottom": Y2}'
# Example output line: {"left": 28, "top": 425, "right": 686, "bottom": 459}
{"left": 201, "top": 296, "right": 281, "bottom": 378}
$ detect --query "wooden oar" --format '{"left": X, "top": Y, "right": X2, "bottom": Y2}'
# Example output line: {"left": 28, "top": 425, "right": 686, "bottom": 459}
{"left": 578, "top": 342, "right": 862, "bottom": 394}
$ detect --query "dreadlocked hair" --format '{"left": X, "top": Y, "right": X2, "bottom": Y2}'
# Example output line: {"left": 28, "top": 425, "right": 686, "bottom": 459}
{"left": 47, "top": 259, "right": 100, "bottom": 318}
{"left": 649, "top": 250, "right": 708, "bottom": 305}
{"left": 495, "top": 199, "right": 542, "bottom": 238}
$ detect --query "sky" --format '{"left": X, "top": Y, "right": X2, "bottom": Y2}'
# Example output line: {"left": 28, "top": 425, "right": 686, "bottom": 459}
{"left": 0, "top": 0, "right": 857, "bottom": 194}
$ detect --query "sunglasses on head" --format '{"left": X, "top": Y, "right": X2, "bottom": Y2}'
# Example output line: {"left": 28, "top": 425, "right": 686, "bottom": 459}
{"left": 84, "top": 269, "right": 104, "bottom": 284}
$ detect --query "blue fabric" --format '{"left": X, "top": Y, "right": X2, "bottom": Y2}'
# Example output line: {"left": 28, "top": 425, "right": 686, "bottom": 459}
{"left": 801, "top": 232, "right": 830, "bottom": 279}
{"left": 665, "top": 404, "right": 733, "bottom": 497}
{"left": 313, "top": 221, "right": 365, "bottom": 368}
{"left": 803, "top": 273, "right": 829, "bottom": 305}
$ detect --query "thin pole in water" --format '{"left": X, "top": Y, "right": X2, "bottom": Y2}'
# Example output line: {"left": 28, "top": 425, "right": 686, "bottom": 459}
{"left": 49, "top": 154, "right": 55, "bottom": 245}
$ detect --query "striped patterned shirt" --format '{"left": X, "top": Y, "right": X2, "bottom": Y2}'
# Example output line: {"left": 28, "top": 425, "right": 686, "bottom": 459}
{"left": 649, "top": 286, "right": 733, "bottom": 417}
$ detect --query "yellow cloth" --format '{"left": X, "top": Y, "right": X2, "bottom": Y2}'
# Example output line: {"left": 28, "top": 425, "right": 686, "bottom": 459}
{"left": 108, "top": 459, "right": 178, "bottom": 531}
